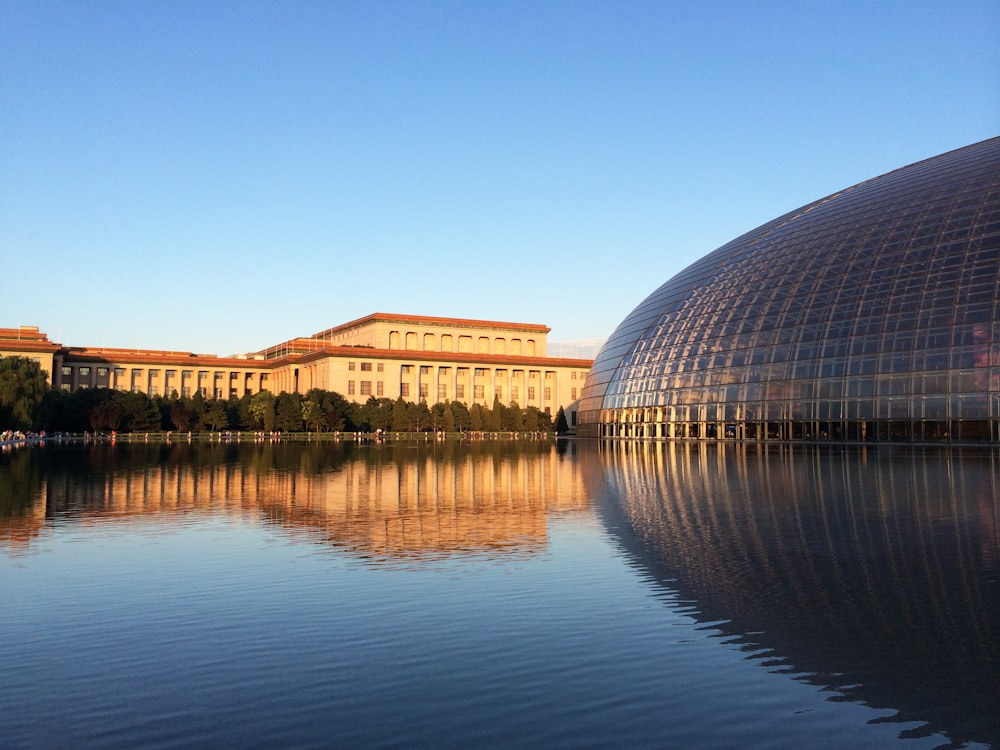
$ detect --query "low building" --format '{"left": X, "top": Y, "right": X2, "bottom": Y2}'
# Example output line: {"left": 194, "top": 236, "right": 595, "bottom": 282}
{"left": 1, "top": 313, "right": 594, "bottom": 428}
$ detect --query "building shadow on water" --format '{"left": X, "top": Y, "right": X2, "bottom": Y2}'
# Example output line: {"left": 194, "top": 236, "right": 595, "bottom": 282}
{"left": 582, "top": 440, "right": 1000, "bottom": 748}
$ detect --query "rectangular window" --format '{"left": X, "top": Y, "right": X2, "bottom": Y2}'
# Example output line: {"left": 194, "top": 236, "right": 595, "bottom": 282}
{"left": 213, "top": 371, "right": 222, "bottom": 380}
{"left": 61, "top": 366, "right": 72, "bottom": 376}
{"left": 348, "top": 362, "right": 356, "bottom": 371}
{"left": 419, "top": 383, "right": 428, "bottom": 399}
{"left": 165, "top": 369, "right": 175, "bottom": 377}
{"left": 571, "top": 388, "right": 577, "bottom": 400}
{"left": 214, "top": 388, "right": 222, "bottom": 398}
{"left": 150, "top": 386, "right": 160, "bottom": 396}
{"left": 348, "top": 380, "right": 355, "bottom": 395}
{"left": 377, "top": 363, "right": 384, "bottom": 372}
{"left": 544, "top": 387, "right": 551, "bottom": 401}
{"left": 401, "top": 383, "right": 410, "bottom": 398}
{"left": 116, "top": 367, "right": 126, "bottom": 377}
{"left": 360, "top": 381, "right": 372, "bottom": 396}
{"left": 230, "top": 372, "right": 239, "bottom": 380}
{"left": 360, "top": 362, "right": 372, "bottom": 372}
{"left": 377, "top": 381, "right": 384, "bottom": 396}
{"left": 97, "top": 367, "right": 109, "bottom": 377}
{"left": 79, "top": 367, "right": 91, "bottom": 376}
{"left": 474, "top": 385, "right": 485, "bottom": 399}
{"left": 182, "top": 387, "right": 191, "bottom": 397}
{"left": 456, "top": 384, "right": 465, "bottom": 399}
{"left": 182, "top": 370, "right": 192, "bottom": 379}
{"left": 401, "top": 365, "right": 412, "bottom": 374}
{"left": 420, "top": 366, "right": 430, "bottom": 374}
{"left": 438, "top": 383, "right": 447, "bottom": 400}
{"left": 528, "top": 387, "right": 536, "bottom": 400}
{"left": 495, "top": 385, "right": 503, "bottom": 398}
{"left": 512, "top": 386, "right": 519, "bottom": 402}
{"left": 572, "top": 372, "right": 577, "bottom": 380}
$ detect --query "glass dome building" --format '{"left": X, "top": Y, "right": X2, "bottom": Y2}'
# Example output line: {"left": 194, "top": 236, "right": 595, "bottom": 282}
{"left": 579, "top": 137, "right": 1000, "bottom": 442}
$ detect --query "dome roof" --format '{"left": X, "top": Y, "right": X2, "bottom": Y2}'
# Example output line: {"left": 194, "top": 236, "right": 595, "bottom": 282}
{"left": 579, "top": 137, "right": 1000, "bottom": 442}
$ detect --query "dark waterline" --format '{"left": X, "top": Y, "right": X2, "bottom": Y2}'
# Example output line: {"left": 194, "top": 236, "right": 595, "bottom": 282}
{"left": 1, "top": 440, "right": 997, "bottom": 748}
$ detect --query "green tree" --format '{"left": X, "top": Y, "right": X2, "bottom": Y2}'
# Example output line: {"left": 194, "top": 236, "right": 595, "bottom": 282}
{"left": 302, "top": 394, "right": 326, "bottom": 432}
{"left": 430, "top": 402, "right": 447, "bottom": 432}
{"left": 236, "top": 393, "right": 254, "bottom": 430}
{"left": 203, "top": 399, "right": 229, "bottom": 431}
{"left": 369, "top": 398, "right": 394, "bottom": 431}
{"left": 274, "top": 392, "right": 304, "bottom": 432}
{"left": 249, "top": 391, "right": 276, "bottom": 431}
{"left": 554, "top": 406, "right": 569, "bottom": 434}
{"left": 442, "top": 403, "right": 456, "bottom": 432}
{"left": 90, "top": 391, "right": 125, "bottom": 432}
{"left": 121, "top": 391, "right": 162, "bottom": 432}
{"left": 302, "top": 389, "right": 351, "bottom": 432}
{"left": 0, "top": 356, "right": 49, "bottom": 430}
{"left": 226, "top": 396, "right": 244, "bottom": 430}
{"left": 391, "top": 397, "right": 408, "bottom": 431}
{"left": 505, "top": 402, "right": 524, "bottom": 432}
{"left": 408, "top": 401, "right": 431, "bottom": 431}
{"left": 523, "top": 405, "right": 540, "bottom": 431}
{"left": 189, "top": 391, "right": 206, "bottom": 430}
{"left": 451, "top": 401, "right": 471, "bottom": 432}
{"left": 324, "top": 391, "right": 351, "bottom": 431}
{"left": 469, "top": 403, "right": 483, "bottom": 431}
{"left": 487, "top": 395, "right": 503, "bottom": 432}
{"left": 170, "top": 399, "right": 195, "bottom": 431}
{"left": 535, "top": 407, "right": 554, "bottom": 432}
{"left": 40, "top": 387, "right": 103, "bottom": 433}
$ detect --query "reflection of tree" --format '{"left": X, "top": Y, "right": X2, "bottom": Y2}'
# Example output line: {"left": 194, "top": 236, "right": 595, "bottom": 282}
{"left": 585, "top": 441, "right": 1000, "bottom": 749}
{"left": 0, "top": 441, "right": 588, "bottom": 561}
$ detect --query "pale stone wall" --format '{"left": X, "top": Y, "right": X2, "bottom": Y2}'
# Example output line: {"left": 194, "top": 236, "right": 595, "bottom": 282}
{"left": 6, "top": 316, "right": 591, "bottom": 426}
{"left": 310, "top": 314, "right": 548, "bottom": 357}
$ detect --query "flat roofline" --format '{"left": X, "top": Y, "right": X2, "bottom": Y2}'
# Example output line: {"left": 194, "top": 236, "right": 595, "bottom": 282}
{"left": 310, "top": 312, "right": 551, "bottom": 340}
{"left": 290, "top": 344, "right": 592, "bottom": 368}
{"left": 0, "top": 326, "right": 51, "bottom": 342}
{"left": 61, "top": 349, "right": 268, "bottom": 368}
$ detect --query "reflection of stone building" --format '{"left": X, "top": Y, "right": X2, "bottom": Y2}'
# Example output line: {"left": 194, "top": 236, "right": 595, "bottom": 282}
{"left": 1, "top": 313, "right": 593, "bottom": 424}
{"left": 584, "top": 440, "right": 1000, "bottom": 748}
{"left": 1, "top": 442, "right": 589, "bottom": 559}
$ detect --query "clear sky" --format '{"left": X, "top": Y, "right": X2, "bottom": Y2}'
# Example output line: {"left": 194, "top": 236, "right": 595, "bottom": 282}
{"left": 2, "top": 1, "right": 997, "bottom": 358}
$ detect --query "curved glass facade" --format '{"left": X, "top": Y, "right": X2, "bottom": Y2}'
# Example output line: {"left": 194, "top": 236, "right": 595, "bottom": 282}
{"left": 579, "top": 137, "right": 1000, "bottom": 442}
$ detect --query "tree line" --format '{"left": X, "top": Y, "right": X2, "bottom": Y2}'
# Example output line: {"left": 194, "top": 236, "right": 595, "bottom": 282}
{"left": 1, "top": 357, "right": 567, "bottom": 435}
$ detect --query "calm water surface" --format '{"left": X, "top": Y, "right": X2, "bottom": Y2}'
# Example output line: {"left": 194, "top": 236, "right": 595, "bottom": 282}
{"left": 1, "top": 439, "right": 998, "bottom": 749}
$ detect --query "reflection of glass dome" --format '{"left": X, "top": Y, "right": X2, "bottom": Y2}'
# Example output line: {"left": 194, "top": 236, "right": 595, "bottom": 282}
{"left": 584, "top": 441, "right": 1000, "bottom": 746}
{"left": 579, "top": 137, "right": 1000, "bottom": 442}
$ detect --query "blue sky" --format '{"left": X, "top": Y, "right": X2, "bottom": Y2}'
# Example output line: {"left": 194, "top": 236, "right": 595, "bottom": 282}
{"left": 2, "top": 1, "right": 997, "bottom": 358}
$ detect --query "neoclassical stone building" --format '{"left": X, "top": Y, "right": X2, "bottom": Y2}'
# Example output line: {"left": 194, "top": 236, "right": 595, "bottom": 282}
{"left": 1, "top": 313, "right": 594, "bottom": 427}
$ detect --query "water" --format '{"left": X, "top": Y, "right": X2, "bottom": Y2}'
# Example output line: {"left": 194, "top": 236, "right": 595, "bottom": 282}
{"left": 1, "top": 439, "right": 997, "bottom": 749}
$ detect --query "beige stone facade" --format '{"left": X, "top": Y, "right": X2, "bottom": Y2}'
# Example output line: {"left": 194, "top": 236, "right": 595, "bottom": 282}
{"left": 1, "top": 314, "right": 593, "bottom": 427}
{"left": 0, "top": 326, "right": 58, "bottom": 379}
